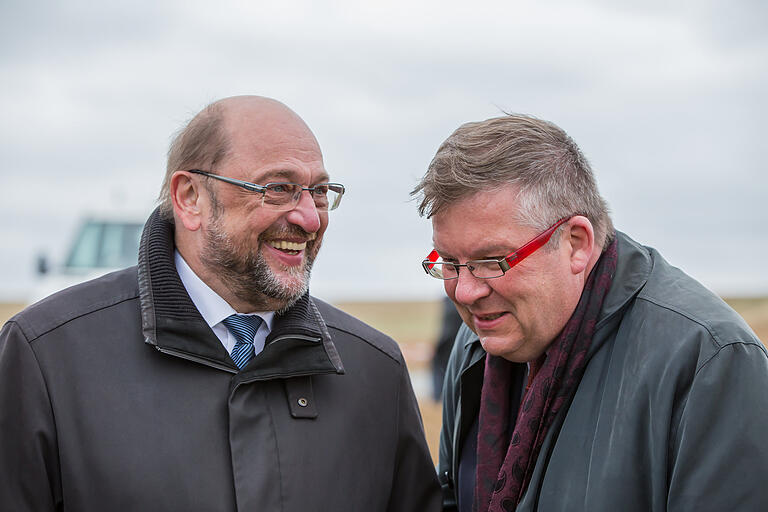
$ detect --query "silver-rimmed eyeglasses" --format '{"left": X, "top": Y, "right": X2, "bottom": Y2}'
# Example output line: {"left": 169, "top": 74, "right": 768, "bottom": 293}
{"left": 189, "top": 170, "right": 345, "bottom": 211}
{"left": 422, "top": 217, "right": 571, "bottom": 280}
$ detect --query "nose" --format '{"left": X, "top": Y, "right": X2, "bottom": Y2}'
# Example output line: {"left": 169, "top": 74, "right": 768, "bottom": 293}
{"left": 449, "top": 267, "right": 492, "bottom": 306}
{"left": 284, "top": 189, "right": 322, "bottom": 233}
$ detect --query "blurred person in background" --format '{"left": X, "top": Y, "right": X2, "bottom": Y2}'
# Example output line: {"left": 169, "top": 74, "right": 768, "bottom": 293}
{"left": 0, "top": 96, "right": 440, "bottom": 511}
{"left": 431, "top": 296, "right": 463, "bottom": 401}
{"left": 413, "top": 114, "right": 768, "bottom": 511}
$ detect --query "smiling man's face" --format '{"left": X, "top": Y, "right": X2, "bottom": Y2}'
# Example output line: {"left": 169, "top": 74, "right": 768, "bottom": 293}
{"left": 197, "top": 99, "right": 329, "bottom": 312}
{"left": 431, "top": 186, "right": 581, "bottom": 362}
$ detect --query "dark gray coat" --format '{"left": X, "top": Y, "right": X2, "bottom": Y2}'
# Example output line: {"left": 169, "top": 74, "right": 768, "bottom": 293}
{"left": 439, "top": 232, "right": 768, "bottom": 511}
{"left": 0, "top": 210, "right": 441, "bottom": 511}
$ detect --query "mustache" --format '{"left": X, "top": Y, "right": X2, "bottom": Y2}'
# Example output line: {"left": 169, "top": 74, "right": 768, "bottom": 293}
{"left": 258, "top": 225, "right": 317, "bottom": 242}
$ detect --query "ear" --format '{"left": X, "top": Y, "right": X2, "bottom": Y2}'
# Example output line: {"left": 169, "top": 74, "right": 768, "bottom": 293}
{"left": 565, "top": 215, "right": 595, "bottom": 275}
{"left": 170, "top": 171, "right": 205, "bottom": 232}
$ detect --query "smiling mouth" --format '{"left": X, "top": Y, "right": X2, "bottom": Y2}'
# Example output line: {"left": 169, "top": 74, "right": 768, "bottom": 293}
{"left": 475, "top": 312, "right": 505, "bottom": 321}
{"left": 267, "top": 233, "right": 316, "bottom": 255}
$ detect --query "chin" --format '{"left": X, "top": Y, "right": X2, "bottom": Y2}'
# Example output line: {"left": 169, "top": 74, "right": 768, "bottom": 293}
{"left": 478, "top": 334, "right": 512, "bottom": 354}
{"left": 277, "top": 279, "right": 308, "bottom": 298}
{"left": 478, "top": 335, "right": 525, "bottom": 362}
{"left": 271, "top": 266, "right": 308, "bottom": 289}
{"left": 266, "top": 265, "right": 311, "bottom": 299}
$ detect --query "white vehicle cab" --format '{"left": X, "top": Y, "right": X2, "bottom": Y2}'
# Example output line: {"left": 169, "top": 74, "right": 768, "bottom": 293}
{"left": 33, "top": 214, "right": 146, "bottom": 303}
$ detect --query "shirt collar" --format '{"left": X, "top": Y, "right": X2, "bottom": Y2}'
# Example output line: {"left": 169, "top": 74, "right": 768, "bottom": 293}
{"left": 174, "top": 250, "right": 275, "bottom": 331}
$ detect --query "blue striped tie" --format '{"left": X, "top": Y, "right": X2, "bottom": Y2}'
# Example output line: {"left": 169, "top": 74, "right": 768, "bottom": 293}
{"left": 222, "top": 314, "right": 263, "bottom": 369}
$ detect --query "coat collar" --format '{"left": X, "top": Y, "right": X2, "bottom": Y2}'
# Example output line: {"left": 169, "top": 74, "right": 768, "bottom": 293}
{"left": 587, "top": 231, "right": 652, "bottom": 357}
{"left": 597, "top": 231, "right": 652, "bottom": 324}
{"left": 137, "top": 207, "right": 344, "bottom": 378}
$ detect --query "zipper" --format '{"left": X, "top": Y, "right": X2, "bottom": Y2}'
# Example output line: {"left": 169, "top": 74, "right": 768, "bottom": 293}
{"left": 154, "top": 345, "right": 238, "bottom": 374}
{"left": 237, "top": 367, "right": 339, "bottom": 385}
{"left": 154, "top": 335, "right": 335, "bottom": 380}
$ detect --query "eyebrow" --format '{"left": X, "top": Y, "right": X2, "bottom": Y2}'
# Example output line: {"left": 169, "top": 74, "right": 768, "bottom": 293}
{"left": 432, "top": 248, "right": 456, "bottom": 261}
{"left": 434, "top": 244, "right": 516, "bottom": 261}
{"left": 256, "top": 169, "right": 331, "bottom": 184}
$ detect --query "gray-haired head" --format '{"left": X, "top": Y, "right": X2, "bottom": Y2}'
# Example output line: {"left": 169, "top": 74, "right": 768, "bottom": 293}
{"left": 157, "top": 100, "right": 231, "bottom": 221}
{"left": 412, "top": 113, "right": 613, "bottom": 248}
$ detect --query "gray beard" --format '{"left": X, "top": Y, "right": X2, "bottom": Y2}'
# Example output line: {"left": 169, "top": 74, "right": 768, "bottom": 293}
{"left": 200, "top": 214, "right": 317, "bottom": 314}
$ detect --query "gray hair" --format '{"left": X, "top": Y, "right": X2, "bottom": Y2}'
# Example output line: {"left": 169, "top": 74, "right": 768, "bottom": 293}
{"left": 157, "top": 101, "right": 231, "bottom": 220}
{"left": 412, "top": 114, "right": 613, "bottom": 248}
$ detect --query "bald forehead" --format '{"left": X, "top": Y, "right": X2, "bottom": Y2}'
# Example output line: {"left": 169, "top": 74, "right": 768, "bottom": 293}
{"left": 216, "top": 96, "right": 303, "bottom": 127}
{"left": 217, "top": 96, "right": 315, "bottom": 142}
{"left": 208, "top": 97, "right": 319, "bottom": 158}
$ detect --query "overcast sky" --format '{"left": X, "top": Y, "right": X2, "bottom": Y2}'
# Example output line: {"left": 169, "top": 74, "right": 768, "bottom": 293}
{"left": 1, "top": 0, "right": 766, "bottom": 302}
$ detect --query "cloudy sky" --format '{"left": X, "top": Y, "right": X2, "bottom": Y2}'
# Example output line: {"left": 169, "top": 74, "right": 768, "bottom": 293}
{"left": 1, "top": 0, "right": 766, "bottom": 302}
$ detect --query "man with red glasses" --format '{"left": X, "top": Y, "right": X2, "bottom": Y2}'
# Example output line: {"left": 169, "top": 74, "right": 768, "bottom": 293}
{"left": 0, "top": 96, "right": 440, "bottom": 511}
{"left": 413, "top": 114, "right": 768, "bottom": 511}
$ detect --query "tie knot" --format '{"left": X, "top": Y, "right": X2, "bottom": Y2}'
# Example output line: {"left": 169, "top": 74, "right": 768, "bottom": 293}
{"left": 222, "top": 314, "right": 263, "bottom": 346}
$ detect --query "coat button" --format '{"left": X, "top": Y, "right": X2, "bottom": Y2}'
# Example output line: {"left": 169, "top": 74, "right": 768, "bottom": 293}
{"left": 297, "top": 397, "right": 309, "bottom": 407}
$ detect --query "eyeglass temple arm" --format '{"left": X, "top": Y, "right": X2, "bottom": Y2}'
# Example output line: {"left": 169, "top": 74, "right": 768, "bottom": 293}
{"left": 501, "top": 217, "right": 570, "bottom": 272}
{"left": 188, "top": 170, "right": 266, "bottom": 193}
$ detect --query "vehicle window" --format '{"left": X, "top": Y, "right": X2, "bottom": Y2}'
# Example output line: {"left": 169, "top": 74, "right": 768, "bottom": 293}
{"left": 100, "top": 223, "right": 142, "bottom": 268}
{"left": 121, "top": 223, "right": 142, "bottom": 266}
{"left": 66, "top": 222, "right": 103, "bottom": 269}
{"left": 65, "top": 221, "right": 143, "bottom": 270}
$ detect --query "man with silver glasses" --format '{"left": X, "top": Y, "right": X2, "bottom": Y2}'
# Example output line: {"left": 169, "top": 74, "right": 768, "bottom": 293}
{"left": 412, "top": 114, "right": 768, "bottom": 511}
{"left": 0, "top": 96, "right": 440, "bottom": 511}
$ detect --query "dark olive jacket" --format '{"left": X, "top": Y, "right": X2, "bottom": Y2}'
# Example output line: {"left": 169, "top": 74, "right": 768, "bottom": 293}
{"left": 0, "top": 209, "right": 441, "bottom": 511}
{"left": 439, "top": 231, "right": 768, "bottom": 511}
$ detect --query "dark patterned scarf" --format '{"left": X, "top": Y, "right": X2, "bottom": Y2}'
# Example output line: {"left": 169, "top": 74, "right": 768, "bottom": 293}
{"left": 473, "top": 237, "right": 618, "bottom": 512}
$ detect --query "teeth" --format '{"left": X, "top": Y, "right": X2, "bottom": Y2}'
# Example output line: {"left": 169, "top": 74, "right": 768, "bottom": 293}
{"left": 269, "top": 240, "right": 308, "bottom": 251}
{"left": 478, "top": 313, "right": 503, "bottom": 320}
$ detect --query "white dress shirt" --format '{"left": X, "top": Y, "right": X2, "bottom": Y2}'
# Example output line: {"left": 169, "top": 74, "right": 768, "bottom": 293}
{"left": 174, "top": 251, "right": 274, "bottom": 357}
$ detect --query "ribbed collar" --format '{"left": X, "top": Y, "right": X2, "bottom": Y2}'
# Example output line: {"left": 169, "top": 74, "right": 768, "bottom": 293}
{"left": 137, "top": 207, "right": 344, "bottom": 378}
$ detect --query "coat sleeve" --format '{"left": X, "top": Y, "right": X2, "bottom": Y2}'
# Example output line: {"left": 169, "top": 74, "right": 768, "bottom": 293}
{"left": 386, "top": 359, "right": 442, "bottom": 512}
{"left": 0, "top": 320, "right": 61, "bottom": 510}
{"left": 667, "top": 341, "right": 768, "bottom": 511}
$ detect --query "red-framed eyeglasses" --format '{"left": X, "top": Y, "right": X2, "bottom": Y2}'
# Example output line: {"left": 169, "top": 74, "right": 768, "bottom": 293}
{"left": 421, "top": 217, "right": 572, "bottom": 280}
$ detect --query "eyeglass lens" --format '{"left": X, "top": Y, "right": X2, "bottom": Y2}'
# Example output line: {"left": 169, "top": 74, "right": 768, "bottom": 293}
{"left": 428, "top": 260, "right": 505, "bottom": 280}
{"left": 263, "top": 183, "right": 344, "bottom": 211}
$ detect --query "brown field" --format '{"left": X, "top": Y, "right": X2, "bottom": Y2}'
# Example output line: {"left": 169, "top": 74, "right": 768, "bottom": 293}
{"left": 3, "top": 297, "right": 767, "bottom": 465}
{"left": 0, "top": 302, "right": 26, "bottom": 325}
